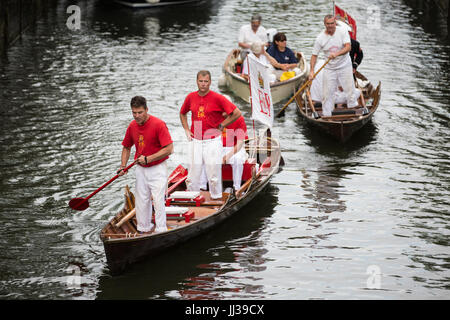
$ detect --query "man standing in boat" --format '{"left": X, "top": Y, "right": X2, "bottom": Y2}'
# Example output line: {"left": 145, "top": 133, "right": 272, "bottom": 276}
{"left": 180, "top": 70, "right": 242, "bottom": 200}
{"left": 309, "top": 15, "right": 358, "bottom": 116}
{"left": 119, "top": 96, "right": 173, "bottom": 234}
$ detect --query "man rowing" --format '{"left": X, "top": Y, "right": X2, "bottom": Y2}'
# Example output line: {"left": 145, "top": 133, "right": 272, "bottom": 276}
{"left": 119, "top": 96, "right": 173, "bottom": 234}
{"left": 309, "top": 15, "right": 358, "bottom": 116}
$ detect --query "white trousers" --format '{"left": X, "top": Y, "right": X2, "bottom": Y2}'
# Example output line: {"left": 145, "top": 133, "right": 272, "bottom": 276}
{"left": 200, "top": 146, "right": 248, "bottom": 191}
{"left": 135, "top": 161, "right": 168, "bottom": 233}
{"left": 322, "top": 64, "right": 358, "bottom": 116}
{"left": 187, "top": 136, "right": 223, "bottom": 199}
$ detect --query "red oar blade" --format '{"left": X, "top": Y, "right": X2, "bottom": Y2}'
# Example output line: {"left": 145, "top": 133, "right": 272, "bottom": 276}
{"left": 69, "top": 198, "right": 89, "bottom": 211}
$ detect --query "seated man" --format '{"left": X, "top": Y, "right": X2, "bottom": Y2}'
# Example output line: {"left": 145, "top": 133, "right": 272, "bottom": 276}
{"left": 241, "top": 42, "right": 278, "bottom": 84}
{"left": 334, "top": 86, "right": 365, "bottom": 108}
{"left": 238, "top": 14, "right": 269, "bottom": 61}
{"left": 266, "top": 32, "right": 301, "bottom": 79}
{"left": 200, "top": 112, "right": 248, "bottom": 192}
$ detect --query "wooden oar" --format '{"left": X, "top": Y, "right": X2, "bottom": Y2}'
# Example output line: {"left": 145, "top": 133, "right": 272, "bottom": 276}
{"left": 276, "top": 58, "right": 331, "bottom": 118}
{"left": 69, "top": 161, "right": 137, "bottom": 211}
{"left": 116, "top": 208, "right": 136, "bottom": 228}
{"left": 305, "top": 87, "right": 320, "bottom": 119}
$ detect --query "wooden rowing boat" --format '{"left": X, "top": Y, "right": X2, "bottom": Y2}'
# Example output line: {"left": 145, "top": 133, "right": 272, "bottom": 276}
{"left": 294, "top": 71, "right": 381, "bottom": 143}
{"left": 100, "top": 136, "right": 281, "bottom": 275}
{"left": 221, "top": 48, "right": 309, "bottom": 104}
{"left": 111, "top": 0, "right": 203, "bottom": 8}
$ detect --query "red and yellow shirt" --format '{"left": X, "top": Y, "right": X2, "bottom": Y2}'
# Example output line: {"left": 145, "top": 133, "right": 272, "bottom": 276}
{"left": 122, "top": 115, "right": 173, "bottom": 167}
{"left": 180, "top": 90, "right": 237, "bottom": 140}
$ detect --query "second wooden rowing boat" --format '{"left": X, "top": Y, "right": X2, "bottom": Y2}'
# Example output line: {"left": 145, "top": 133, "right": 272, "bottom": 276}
{"left": 100, "top": 136, "right": 282, "bottom": 275}
{"left": 294, "top": 71, "right": 381, "bottom": 143}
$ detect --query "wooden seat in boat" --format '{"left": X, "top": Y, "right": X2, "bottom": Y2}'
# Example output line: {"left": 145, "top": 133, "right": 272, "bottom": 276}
{"left": 166, "top": 191, "right": 205, "bottom": 207}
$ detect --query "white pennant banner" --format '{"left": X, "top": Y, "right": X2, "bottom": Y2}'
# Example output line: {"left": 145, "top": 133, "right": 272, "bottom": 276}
{"left": 248, "top": 54, "right": 274, "bottom": 129}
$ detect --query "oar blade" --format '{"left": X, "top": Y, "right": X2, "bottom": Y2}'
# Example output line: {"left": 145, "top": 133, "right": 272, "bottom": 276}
{"left": 69, "top": 198, "right": 89, "bottom": 211}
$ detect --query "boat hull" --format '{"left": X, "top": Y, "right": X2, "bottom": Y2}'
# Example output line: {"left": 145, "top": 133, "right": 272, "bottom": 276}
{"left": 103, "top": 177, "right": 270, "bottom": 275}
{"left": 111, "top": 0, "right": 203, "bottom": 8}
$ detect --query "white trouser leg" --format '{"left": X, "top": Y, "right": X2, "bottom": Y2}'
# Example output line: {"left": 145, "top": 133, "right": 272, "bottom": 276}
{"left": 338, "top": 64, "right": 358, "bottom": 108}
{"left": 223, "top": 146, "right": 247, "bottom": 190}
{"left": 135, "top": 162, "right": 168, "bottom": 233}
{"left": 147, "top": 161, "right": 168, "bottom": 233}
{"left": 322, "top": 68, "right": 338, "bottom": 116}
{"left": 199, "top": 165, "right": 208, "bottom": 190}
{"left": 186, "top": 139, "right": 203, "bottom": 192}
{"left": 204, "top": 136, "right": 223, "bottom": 199}
{"left": 135, "top": 166, "right": 153, "bottom": 232}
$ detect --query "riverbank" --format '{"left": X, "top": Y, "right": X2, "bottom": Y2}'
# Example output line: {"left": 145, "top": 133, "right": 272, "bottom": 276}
{"left": 0, "top": 0, "right": 59, "bottom": 54}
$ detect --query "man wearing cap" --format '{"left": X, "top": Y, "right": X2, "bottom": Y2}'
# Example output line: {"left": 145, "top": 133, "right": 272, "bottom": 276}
{"left": 309, "top": 15, "right": 358, "bottom": 116}
{"left": 238, "top": 14, "right": 269, "bottom": 60}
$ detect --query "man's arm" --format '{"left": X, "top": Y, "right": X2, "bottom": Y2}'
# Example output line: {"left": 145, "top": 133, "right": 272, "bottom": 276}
{"left": 264, "top": 52, "right": 283, "bottom": 70}
{"left": 118, "top": 146, "right": 131, "bottom": 176}
{"left": 220, "top": 108, "right": 241, "bottom": 129}
{"left": 238, "top": 41, "right": 251, "bottom": 49}
{"left": 137, "top": 143, "right": 174, "bottom": 166}
{"left": 329, "top": 42, "right": 351, "bottom": 59}
{"left": 180, "top": 112, "right": 193, "bottom": 141}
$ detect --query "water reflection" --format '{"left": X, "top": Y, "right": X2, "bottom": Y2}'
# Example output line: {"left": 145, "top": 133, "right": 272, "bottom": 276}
{"left": 301, "top": 165, "right": 347, "bottom": 214}
{"left": 96, "top": 185, "right": 278, "bottom": 299}
{"left": 294, "top": 112, "right": 378, "bottom": 153}
{"left": 402, "top": 0, "right": 449, "bottom": 39}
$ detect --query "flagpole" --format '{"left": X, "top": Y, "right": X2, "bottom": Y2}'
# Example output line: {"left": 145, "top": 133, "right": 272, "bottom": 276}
{"left": 332, "top": 1, "right": 335, "bottom": 15}
{"left": 246, "top": 55, "right": 257, "bottom": 147}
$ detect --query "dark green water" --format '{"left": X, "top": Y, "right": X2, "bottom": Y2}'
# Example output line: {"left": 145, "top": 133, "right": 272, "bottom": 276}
{"left": 0, "top": 0, "right": 449, "bottom": 299}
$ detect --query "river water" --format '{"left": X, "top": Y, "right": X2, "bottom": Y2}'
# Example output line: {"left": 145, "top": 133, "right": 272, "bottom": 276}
{"left": 0, "top": 0, "right": 448, "bottom": 300}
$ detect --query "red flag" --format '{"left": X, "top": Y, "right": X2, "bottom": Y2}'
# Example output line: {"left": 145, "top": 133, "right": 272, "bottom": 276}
{"left": 334, "top": 4, "right": 357, "bottom": 40}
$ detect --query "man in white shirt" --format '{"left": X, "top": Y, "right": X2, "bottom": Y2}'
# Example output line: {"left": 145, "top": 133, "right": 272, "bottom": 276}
{"left": 238, "top": 14, "right": 268, "bottom": 60}
{"left": 309, "top": 15, "right": 358, "bottom": 116}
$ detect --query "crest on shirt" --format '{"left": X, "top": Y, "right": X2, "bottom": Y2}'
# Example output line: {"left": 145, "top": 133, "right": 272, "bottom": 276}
{"left": 138, "top": 135, "right": 145, "bottom": 150}
{"left": 198, "top": 106, "right": 205, "bottom": 118}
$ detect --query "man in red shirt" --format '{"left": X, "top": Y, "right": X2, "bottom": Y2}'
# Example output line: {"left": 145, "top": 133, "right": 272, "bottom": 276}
{"left": 180, "top": 70, "right": 242, "bottom": 199}
{"left": 119, "top": 96, "right": 173, "bottom": 234}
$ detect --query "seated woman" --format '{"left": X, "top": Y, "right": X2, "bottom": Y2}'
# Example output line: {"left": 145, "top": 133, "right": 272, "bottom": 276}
{"left": 266, "top": 32, "right": 300, "bottom": 79}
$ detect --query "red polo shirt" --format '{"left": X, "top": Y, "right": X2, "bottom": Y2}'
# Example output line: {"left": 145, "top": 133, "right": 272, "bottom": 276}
{"left": 122, "top": 115, "right": 173, "bottom": 167}
{"left": 180, "top": 90, "right": 237, "bottom": 140}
